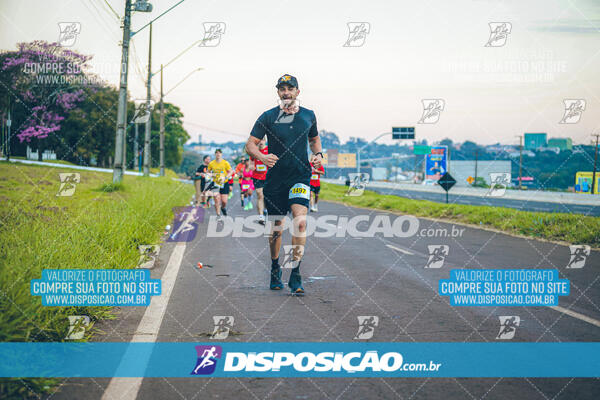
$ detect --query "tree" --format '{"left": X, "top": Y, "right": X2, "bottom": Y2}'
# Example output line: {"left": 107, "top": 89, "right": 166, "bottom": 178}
{"left": 148, "top": 102, "right": 190, "bottom": 169}
{"left": 179, "top": 151, "right": 202, "bottom": 176}
{"left": 0, "top": 41, "right": 92, "bottom": 160}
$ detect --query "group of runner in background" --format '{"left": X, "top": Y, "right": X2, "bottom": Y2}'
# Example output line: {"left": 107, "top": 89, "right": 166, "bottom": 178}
{"left": 191, "top": 140, "right": 324, "bottom": 220}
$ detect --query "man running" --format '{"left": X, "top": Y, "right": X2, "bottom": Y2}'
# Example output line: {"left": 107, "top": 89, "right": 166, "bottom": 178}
{"left": 249, "top": 138, "right": 268, "bottom": 224}
{"left": 309, "top": 161, "right": 324, "bottom": 212}
{"left": 235, "top": 156, "right": 247, "bottom": 208}
{"left": 240, "top": 159, "right": 255, "bottom": 210}
{"left": 245, "top": 74, "right": 323, "bottom": 294}
{"left": 206, "top": 149, "right": 233, "bottom": 219}
{"left": 194, "top": 155, "right": 211, "bottom": 207}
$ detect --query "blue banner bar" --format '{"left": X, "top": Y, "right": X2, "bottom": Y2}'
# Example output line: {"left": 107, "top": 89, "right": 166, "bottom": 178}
{"left": 0, "top": 343, "right": 598, "bottom": 378}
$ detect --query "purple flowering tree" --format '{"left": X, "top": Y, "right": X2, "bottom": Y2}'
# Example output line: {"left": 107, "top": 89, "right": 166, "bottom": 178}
{"left": 0, "top": 41, "right": 92, "bottom": 160}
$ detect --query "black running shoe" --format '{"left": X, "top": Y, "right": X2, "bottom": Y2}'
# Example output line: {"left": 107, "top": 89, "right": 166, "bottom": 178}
{"left": 270, "top": 268, "right": 284, "bottom": 290}
{"left": 288, "top": 270, "right": 304, "bottom": 295}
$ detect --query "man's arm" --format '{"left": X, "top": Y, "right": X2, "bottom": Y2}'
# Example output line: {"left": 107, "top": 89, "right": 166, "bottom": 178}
{"left": 309, "top": 135, "right": 323, "bottom": 169}
{"left": 246, "top": 136, "right": 278, "bottom": 168}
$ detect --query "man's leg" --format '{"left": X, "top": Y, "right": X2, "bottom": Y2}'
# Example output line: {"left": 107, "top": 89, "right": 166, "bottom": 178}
{"left": 288, "top": 203, "right": 308, "bottom": 293}
{"left": 256, "top": 187, "right": 264, "bottom": 215}
{"left": 213, "top": 191, "right": 221, "bottom": 215}
{"left": 290, "top": 204, "right": 307, "bottom": 261}
{"left": 269, "top": 218, "right": 284, "bottom": 259}
{"left": 310, "top": 190, "right": 315, "bottom": 210}
{"left": 220, "top": 193, "right": 228, "bottom": 216}
{"left": 268, "top": 218, "right": 285, "bottom": 290}
{"left": 194, "top": 180, "right": 202, "bottom": 206}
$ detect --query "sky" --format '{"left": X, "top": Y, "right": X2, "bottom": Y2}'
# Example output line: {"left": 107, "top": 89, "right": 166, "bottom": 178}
{"left": 1, "top": 0, "right": 599, "bottom": 146}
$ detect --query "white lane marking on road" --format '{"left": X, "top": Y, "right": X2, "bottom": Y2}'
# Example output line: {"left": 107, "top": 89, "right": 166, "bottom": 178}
{"left": 386, "top": 244, "right": 414, "bottom": 255}
{"left": 550, "top": 305, "right": 600, "bottom": 328}
{"left": 101, "top": 242, "right": 187, "bottom": 400}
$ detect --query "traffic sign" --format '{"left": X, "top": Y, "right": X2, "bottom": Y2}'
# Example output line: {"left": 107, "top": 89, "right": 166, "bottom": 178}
{"left": 392, "top": 127, "right": 415, "bottom": 140}
{"left": 438, "top": 172, "right": 456, "bottom": 203}
{"left": 466, "top": 176, "right": 474, "bottom": 184}
{"left": 413, "top": 145, "right": 431, "bottom": 155}
{"left": 438, "top": 172, "right": 456, "bottom": 192}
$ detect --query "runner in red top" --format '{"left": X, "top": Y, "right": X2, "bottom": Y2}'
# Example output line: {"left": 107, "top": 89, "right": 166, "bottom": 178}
{"left": 250, "top": 139, "right": 268, "bottom": 224}
{"left": 240, "top": 160, "right": 255, "bottom": 210}
{"left": 309, "top": 161, "right": 324, "bottom": 212}
{"left": 235, "top": 156, "right": 247, "bottom": 207}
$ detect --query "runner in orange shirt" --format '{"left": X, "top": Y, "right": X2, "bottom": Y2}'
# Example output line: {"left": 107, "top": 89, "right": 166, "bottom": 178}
{"left": 309, "top": 161, "right": 325, "bottom": 212}
{"left": 249, "top": 139, "right": 268, "bottom": 225}
{"left": 234, "top": 155, "right": 247, "bottom": 208}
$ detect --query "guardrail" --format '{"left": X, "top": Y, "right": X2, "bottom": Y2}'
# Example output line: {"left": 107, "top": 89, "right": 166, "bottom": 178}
{"left": 322, "top": 178, "right": 600, "bottom": 206}
{"left": 1, "top": 157, "right": 159, "bottom": 177}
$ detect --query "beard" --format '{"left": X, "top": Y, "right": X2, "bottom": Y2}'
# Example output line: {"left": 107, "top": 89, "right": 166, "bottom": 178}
{"left": 278, "top": 98, "right": 300, "bottom": 114}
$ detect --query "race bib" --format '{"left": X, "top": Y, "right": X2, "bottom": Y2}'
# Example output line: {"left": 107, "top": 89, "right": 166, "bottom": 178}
{"left": 311, "top": 174, "right": 319, "bottom": 180}
{"left": 256, "top": 164, "right": 267, "bottom": 171}
{"left": 242, "top": 184, "right": 250, "bottom": 190}
{"left": 289, "top": 183, "right": 310, "bottom": 200}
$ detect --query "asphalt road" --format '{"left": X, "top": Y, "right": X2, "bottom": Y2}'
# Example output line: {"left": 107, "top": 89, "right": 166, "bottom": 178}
{"left": 48, "top": 189, "right": 600, "bottom": 400}
{"left": 368, "top": 187, "right": 600, "bottom": 216}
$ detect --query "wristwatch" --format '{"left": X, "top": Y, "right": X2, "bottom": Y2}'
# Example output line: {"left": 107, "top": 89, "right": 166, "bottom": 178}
{"left": 314, "top": 152, "right": 323, "bottom": 158}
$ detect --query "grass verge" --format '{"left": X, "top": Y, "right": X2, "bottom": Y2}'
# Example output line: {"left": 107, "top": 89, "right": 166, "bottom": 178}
{"left": 0, "top": 162, "right": 193, "bottom": 399}
{"left": 320, "top": 182, "right": 600, "bottom": 247}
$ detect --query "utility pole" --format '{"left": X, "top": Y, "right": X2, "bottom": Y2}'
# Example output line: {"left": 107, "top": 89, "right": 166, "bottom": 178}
{"left": 143, "top": 22, "right": 153, "bottom": 177}
{"left": 112, "top": 0, "right": 132, "bottom": 183}
{"left": 592, "top": 134, "right": 599, "bottom": 195}
{"left": 474, "top": 148, "right": 478, "bottom": 183}
{"left": 159, "top": 64, "right": 165, "bottom": 176}
{"left": 517, "top": 135, "right": 523, "bottom": 190}
{"left": 122, "top": 112, "right": 127, "bottom": 171}
{"left": 134, "top": 122, "right": 139, "bottom": 171}
{"left": 6, "top": 107, "right": 11, "bottom": 161}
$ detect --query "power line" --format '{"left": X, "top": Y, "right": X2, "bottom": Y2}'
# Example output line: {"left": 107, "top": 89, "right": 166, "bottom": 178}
{"left": 182, "top": 121, "right": 247, "bottom": 139}
{"left": 101, "top": 0, "right": 120, "bottom": 20}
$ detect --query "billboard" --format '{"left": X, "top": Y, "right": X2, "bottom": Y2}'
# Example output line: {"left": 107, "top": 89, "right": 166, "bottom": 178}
{"left": 338, "top": 153, "right": 356, "bottom": 168}
{"left": 327, "top": 149, "right": 339, "bottom": 166}
{"left": 575, "top": 172, "right": 599, "bottom": 194}
{"left": 425, "top": 146, "right": 447, "bottom": 181}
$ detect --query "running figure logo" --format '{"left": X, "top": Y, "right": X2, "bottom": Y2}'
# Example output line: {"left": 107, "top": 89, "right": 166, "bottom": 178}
{"left": 418, "top": 99, "right": 445, "bottom": 124}
{"left": 496, "top": 316, "right": 520, "bottom": 339}
{"left": 343, "top": 22, "right": 370, "bottom": 47}
{"left": 200, "top": 22, "right": 226, "bottom": 47}
{"left": 137, "top": 245, "right": 159, "bottom": 269}
{"left": 487, "top": 173, "right": 511, "bottom": 197}
{"left": 58, "top": 22, "right": 81, "bottom": 47}
{"left": 566, "top": 245, "right": 590, "bottom": 269}
{"left": 281, "top": 245, "right": 304, "bottom": 269}
{"left": 57, "top": 173, "right": 80, "bottom": 196}
{"left": 346, "top": 173, "right": 370, "bottom": 196}
{"left": 168, "top": 206, "right": 204, "bottom": 242}
{"left": 210, "top": 316, "right": 234, "bottom": 339}
{"left": 354, "top": 316, "right": 379, "bottom": 339}
{"left": 559, "top": 99, "right": 586, "bottom": 124}
{"left": 65, "top": 315, "right": 90, "bottom": 340}
{"left": 485, "top": 22, "right": 512, "bottom": 47}
{"left": 133, "top": 99, "right": 155, "bottom": 124}
{"left": 425, "top": 245, "right": 449, "bottom": 269}
{"left": 191, "top": 345, "right": 222, "bottom": 375}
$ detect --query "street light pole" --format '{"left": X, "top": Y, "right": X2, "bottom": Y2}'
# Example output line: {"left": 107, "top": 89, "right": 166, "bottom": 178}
{"left": 112, "top": 0, "right": 132, "bottom": 183}
{"left": 357, "top": 132, "right": 391, "bottom": 175}
{"left": 143, "top": 22, "right": 153, "bottom": 176}
{"left": 517, "top": 135, "right": 523, "bottom": 190}
{"left": 159, "top": 64, "right": 165, "bottom": 176}
{"left": 134, "top": 122, "right": 139, "bottom": 171}
{"left": 592, "top": 134, "right": 599, "bottom": 195}
{"left": 474, "top": 149, "right": 478, "bottom": 183}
